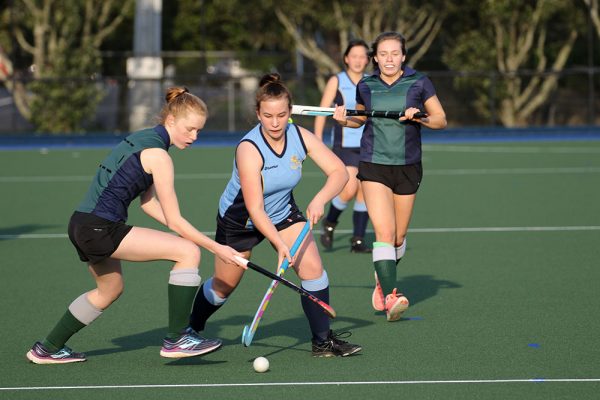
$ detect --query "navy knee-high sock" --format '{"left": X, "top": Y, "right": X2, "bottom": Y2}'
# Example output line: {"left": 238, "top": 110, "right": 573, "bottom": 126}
{"left": 300, "top": 272, "right": 330, "bottom": 342}
{"left": 352, "top": 210, "right": 369, "bottom": 237}
{"left": 326, "top": 205, "right": 343, "bottom": 224}
{"left": 189, "top": 283, "right": 224, "bottom": 332}
{"left": 301, "top": 287, "right": 330, "bottom": 342}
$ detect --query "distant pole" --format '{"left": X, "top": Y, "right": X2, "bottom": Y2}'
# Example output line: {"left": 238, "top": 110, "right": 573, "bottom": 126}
{"left": 295, "top": 28, "right": 305, "bottom": 102}
{"left": 588, "top": 12, "right": 595, "bottom": 125}
{"left": 127, "top": 0, "right": 163, "bottom": 131}
{"left": 9, "top": 0, "right": 15, "bottom": 130}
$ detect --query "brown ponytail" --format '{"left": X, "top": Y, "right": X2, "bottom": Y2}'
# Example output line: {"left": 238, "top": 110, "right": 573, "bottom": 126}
{"left": 255, "top": 73, "right": 292, "bottom": 111}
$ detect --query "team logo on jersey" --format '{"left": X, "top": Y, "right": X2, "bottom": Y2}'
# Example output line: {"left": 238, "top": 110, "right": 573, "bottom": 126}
{"left": 290, "top": 154, "right": 302, "bottom": 170}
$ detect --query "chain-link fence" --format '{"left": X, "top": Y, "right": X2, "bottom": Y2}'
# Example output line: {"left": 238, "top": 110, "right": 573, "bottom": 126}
{"left": 1, "top": 67, "right": 598, "bottom": 135}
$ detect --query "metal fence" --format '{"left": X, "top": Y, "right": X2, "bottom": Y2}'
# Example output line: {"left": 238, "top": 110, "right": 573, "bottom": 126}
{"left": 1, "top": 67, "right": 598, "bottom": 135}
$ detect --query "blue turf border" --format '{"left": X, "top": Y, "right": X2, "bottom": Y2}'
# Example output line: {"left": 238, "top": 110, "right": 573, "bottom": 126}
{"left": 1, "top": 126, "right": 600, "bottom": 150}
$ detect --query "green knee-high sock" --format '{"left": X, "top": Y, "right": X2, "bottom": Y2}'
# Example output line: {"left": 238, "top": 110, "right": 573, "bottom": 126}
{"left": 42, "top": 310, "right": 86, "bottom": 352}
{"left": 375, "top": 260, "right": 397, "bottom": 297}
{"left": 168, "top": 284, "right": 199, "bottom": 338}
{"left": 373, "top": 242, "right": 397, "bottom": 297}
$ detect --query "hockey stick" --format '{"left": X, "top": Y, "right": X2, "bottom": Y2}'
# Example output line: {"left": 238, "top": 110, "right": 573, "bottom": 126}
{"left": 234, "top": 255, "right": 336, "bottom": 319}
{"left": 291, "top": 104, "right": 428, "bottom": 119}
{"left": 241, "top": 222, "right": 311, "bottom": 347}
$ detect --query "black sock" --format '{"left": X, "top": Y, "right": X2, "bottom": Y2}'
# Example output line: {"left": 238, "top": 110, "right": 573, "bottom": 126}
{"left": 326, "top": 205, "right": 343, "bottom": 224}
{"left": 352, "top": 210, "right": 369, "bottom": 237}
{"left": 189, "top": 284, "right": 222, "bottom": 332}
{"left": 301, "top": 286, "right": 330, "bottom": 342}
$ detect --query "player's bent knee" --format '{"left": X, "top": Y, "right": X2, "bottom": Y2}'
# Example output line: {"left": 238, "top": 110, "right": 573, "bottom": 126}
{"left": 211, "top": 276, "right": 238, "bottom": 297}
{"left": 301, "top": 270, "right": 329, "bottom": 291}
{"left": 103, "top": 283, "right": 124, "bottom": 302}
{"left": 175, "top": 239, "right": 201, "bottom": 266}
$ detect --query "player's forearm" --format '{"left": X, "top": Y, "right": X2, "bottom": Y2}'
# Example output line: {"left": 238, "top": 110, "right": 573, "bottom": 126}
{"left": 166, "top": 216, "right": 217, "bottom": 253}
{"left": 141, "top": 199, "right": 167, "bottom": 225}
{"left": 339, "top": 116, "right": 365, "bottom": 129}
{"left": 420, "top": 113, "right": 447, "bottom": 130}
{"left": 316, "top": 168, "right": 349, "bottom": 203}
{"left": 248, "top": 209, "right": 285, "bottom": 249}
{"left": 314, "top": 116, "right": 326, "bottom": 140}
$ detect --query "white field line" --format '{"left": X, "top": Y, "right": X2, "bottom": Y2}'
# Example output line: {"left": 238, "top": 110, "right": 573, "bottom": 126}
{"left": 423, "top": 144, "right": 600, "bottom": 154}
{"left": 425, "top": 167, "right": 600, "bottom": 175}
{"left": 0, "top": 173, "right": 232, "bottom": 183}
{"left": 1, "top": 378, "right": 599, "bottom": 391}
{"left": 2, "top": 165, "right": 600, "bottom": 184}
{"left": 2, "top": 226, "right": 600, "bottom": 240}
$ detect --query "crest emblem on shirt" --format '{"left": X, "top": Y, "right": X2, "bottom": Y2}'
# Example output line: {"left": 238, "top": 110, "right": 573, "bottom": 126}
{"left": 290, "top": 154, "right": 302, "bottom": 170}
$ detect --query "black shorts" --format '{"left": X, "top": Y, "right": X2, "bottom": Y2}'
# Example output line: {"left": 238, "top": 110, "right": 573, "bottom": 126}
{"left": 333, "top": 147, "right": 360, "bottom": 168}
{"left": 68, "top": 211, "right": 133, "bottom": 264}
{"left": 215, "top": 210, "right": 307, "bottom": 252}
{"left": 357, "top": 161, "right": 423, "bottom": 195}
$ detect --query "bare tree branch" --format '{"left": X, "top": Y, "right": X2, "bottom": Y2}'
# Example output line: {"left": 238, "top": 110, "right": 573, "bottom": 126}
{"left": 407, "top": 14, "right": 443, "bottom": 65}
{"left": 515, "top": 27, "right": 547, "bottom": 109}
{"left": 583, "top": 0, "right": 600, "bottom": 37}
{"left": 93, "top": 0, "right": 134, "bottom": 47}
{"left": 493, "top": 18, "right": 507, "bottom": 73}
{"left": 512, "top": 1, "right": 544, "bottom": 70}
{"left": 519, "top": 29, "right": 577, "bottom": 120}
{"left": 274, "top": 7, "right": 341, "bottom": 76}
{"left": 13, "top": 27, "right": 36, "bottom": 56}
{"left": 21, "top": 0, "right": 42, "bottom": 19}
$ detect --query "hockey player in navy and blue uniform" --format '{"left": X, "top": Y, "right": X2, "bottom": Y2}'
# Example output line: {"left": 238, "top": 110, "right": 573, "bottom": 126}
{"left": 27, "top": 88, "right": 245, "bottom": 364}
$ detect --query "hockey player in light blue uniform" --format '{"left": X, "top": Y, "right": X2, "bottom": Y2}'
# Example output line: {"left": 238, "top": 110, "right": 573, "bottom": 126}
{"left": 189, "top": 73, "right": 362, "bottom": 357}
{"left": 314, "top": 39, "right": 372, "bottom": 253}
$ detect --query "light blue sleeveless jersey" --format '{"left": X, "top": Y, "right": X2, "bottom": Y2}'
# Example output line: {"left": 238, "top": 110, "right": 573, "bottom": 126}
{"left": 330, "top": 71, "right": 366, "bottom": 148}
{"left": 218, "top": 123, "right": 307, "bottom": 229}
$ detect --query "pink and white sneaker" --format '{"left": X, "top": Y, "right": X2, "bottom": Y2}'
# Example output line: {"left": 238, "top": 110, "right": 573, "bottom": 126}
{"left": 372, "top": 272, "right": 385, "bottom": 311}
{"left": 385, "top": 288, "right": 409, "bottom": 322}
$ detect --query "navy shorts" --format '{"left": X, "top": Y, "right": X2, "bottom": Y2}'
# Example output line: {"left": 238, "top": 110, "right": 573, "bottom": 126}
{"left": 333, "top": 146, "right": 360, "bottom": 168}
{"left": 357, "top": 161, "right": 423, "bottom": 195}
{"left": 215, "top": 210, "right": 306, "bottom": 252}
{"left": 68, "top": 211, "right": 133, "bottom": 264}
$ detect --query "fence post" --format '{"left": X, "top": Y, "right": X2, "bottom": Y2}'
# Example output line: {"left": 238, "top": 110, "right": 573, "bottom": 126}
{"left": 489, "top": 71, "right": 497, "bottom": 126}
{"left": 228, "top": 79, "right": 235, "bottom": 132}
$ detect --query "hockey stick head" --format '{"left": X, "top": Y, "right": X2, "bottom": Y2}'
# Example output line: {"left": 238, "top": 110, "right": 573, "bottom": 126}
{"left": 291, "top": 105, "right": 335, "bottom": 116}
{"left": 318, "top": 299, "right": 337, "bottom": 319}
{"left": 242, "top": 325, "right": 253, "bottom": 347}
{"left": 240, "top": 222, "right": 312, "bottom": 348}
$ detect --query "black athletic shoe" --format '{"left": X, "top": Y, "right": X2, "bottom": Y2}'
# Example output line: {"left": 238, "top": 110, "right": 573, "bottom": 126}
{"left": 350, "top": 236, "right": 372, "bottom": 253}
{"left": 312, "top": 330, "right": 362, "bottom": 357}
{"left": 320, "top": 220, "right": 337, "bottom": 250}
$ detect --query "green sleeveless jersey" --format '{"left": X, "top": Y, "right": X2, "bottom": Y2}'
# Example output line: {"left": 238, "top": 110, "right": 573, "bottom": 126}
{"left": 76, "top": 125, "right": 170, "bottom": 222}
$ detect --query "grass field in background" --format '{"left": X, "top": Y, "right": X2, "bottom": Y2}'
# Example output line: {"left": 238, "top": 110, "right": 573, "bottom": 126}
{"left": 1, "top": 140, "right": 599, "bottom": 400}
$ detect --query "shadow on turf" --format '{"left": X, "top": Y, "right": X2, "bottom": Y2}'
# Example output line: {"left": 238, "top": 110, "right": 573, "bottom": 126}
{"left": 84, "top": 313, "right": 371, "bottom": 362}
{"left": 0, "top": 223, "right": 59, "bottom": 240}
{"left": 84, "top": 328, "right": 227, "bottom": 365}
{"left": 208, "top": 314, "right": 372, "bottom": 358}
{"left": 84, "top": 328, "right": 167, "bottom": 356}
{"left": 333, "top": 273, "right": 462, "bottom": 309}
{"left": 397, "top": 274, "right": 462, "bottom": 306}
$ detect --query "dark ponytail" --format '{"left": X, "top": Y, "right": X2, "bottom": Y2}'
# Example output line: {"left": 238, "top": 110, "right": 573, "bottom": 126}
{"left": 255, "top": 73, "right": 293, "bottom": 111}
